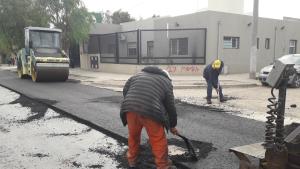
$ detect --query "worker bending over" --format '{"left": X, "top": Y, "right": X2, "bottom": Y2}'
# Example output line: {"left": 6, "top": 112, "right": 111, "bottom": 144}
{"left": 203, "top": 59, "right": 225, "bottom": 104}
{"left": 120, "top": 66, "right": 178, "bottom": 169}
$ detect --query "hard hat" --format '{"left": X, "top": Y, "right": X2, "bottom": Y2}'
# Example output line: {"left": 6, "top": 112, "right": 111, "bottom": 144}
{"left": 212, "top": 59, "right": 221, "bottom": 69}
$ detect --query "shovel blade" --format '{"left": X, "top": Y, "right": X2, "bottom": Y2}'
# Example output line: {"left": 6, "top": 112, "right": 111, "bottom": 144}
{"left": 177, "top": 134, "right": 198, "bottom": 161}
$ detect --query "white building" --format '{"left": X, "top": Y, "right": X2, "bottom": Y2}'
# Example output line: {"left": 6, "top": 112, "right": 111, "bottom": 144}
{"left": 79, "top": 9, "right": 300, "bottom": 75}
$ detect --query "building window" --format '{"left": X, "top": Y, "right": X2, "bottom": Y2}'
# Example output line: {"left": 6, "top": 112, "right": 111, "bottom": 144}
{"left": 257, "top": 38, "right": 260, "bottom": 49}
{"left": 265, "top": 38, "right": 270, "bottom": 49}
{"left": 223, "top": 36, "right": 239, "bottom": 49}
{"left": 289, "top": 40, "right": 297, "bottom": 54}
{"left": 127, "top": 42, "right": 137, "bottom": 56}
{"left": 169, "top": 38, "right": 188, "bottom": 55}
{"left": 147, "top": 41, "right": 154, "bottom": 57}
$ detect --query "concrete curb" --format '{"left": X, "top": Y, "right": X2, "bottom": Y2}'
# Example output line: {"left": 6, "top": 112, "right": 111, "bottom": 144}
{"left": 0, "top": 66, "right": 258, "bottom": 89}
{"left": 89, "top": 82, "right": 257, "bottom": 89}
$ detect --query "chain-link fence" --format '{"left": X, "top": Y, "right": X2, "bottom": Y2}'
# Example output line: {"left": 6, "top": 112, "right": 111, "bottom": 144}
{"left": 87, "top": 28, "right": 206, "bottom": 65}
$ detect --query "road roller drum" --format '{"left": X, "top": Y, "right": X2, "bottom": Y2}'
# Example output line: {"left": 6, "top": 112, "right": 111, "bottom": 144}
{"left": 32, "top": 63, "right": 69, "bottom": 82}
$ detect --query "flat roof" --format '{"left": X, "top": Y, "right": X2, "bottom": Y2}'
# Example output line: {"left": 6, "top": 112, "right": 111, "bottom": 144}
{"left": 25, "top": 27, "right": 62, "bottom": 32}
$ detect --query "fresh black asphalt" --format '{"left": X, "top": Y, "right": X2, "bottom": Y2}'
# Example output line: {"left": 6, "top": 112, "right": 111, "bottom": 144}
{"left": 0, "top": 70, "right": 265, "bottom": 169}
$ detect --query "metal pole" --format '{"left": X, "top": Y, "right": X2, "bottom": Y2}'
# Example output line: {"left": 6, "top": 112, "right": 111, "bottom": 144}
{"left": 115, "top": 33, "right": 119, "bottom": 64}
{"left": 204, "top": 28, "right": 207, "bottom": 64}
{"left": 166, "top": 23, "right": 169, "bottom": 39}
{"left": 97, "top": 35, "right": 101, "bottom": 68}
{"left": 273, "top": 27, "right": 277, "bottom": 62}
{"left": 137, "top": 29, "right": 140, "bottom": 64}
{"left": 217, "top": 21, "right": 221, "bottom": 59}
{"left": 265, "top": 79, "right": 288, "bottom": 169}
{"left": 276, "top": 83, "right": 287, "bottom": 149}
{"left": 249, "top": 0, "right": 259, "bottom": 79}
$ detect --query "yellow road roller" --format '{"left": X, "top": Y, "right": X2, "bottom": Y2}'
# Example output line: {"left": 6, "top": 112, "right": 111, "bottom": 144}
{"left": 17, "top": 27, "right": 69, "bottom": 82}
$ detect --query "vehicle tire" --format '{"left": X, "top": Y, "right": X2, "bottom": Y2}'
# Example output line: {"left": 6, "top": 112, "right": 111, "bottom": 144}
{"left": 291, "top": 74, "right": 300, "bottom": 88}
{"left": 31, "top": 65, "right": 39, "bottom": 82}
{"left": 17, "top": 61, "right": 26, "bottom": 79}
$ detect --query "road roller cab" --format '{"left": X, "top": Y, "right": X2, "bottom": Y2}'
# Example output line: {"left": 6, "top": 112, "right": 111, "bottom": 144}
{"left": 17, "top": 27, "right": 69, "bottom": 82}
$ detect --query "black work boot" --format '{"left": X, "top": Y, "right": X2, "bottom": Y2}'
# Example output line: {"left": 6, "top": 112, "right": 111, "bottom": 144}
{"left": 220, "top": 97, "right": 226, "bottom": 102}
{"left": 206, "top": 99, "right": 212, "bottom": 104}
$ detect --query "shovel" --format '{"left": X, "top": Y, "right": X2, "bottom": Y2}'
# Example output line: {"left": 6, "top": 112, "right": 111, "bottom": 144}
{"left": 215, "top": 82, "right": 221, "bottom": 103}
{"left": 177, "top": 134, "right": 198, "bottom": 161}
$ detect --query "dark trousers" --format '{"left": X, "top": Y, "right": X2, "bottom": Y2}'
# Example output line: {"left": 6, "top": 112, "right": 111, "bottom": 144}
{"left": 205, "top": 78, "right": 223, "bottom": 100}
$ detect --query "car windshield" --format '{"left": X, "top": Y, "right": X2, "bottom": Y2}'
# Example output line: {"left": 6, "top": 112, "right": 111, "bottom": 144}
{"left": 278, "top": 55, "right": 300, "bottom": 65}
{"left": 30, "top": 31, "right": 60, "bottom": 49}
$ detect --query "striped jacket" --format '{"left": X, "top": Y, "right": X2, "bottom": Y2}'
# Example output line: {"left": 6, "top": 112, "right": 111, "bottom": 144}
{"left": 120, "top": 66, "right": 177, "bottom": 129}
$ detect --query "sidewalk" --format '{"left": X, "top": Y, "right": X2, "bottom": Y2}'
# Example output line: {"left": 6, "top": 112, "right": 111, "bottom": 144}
{"left": 1, "top": 65, "right": 299, "bottom": 124}
{"left": 69, "top": 68, "right": 259, "bottom": 91}
{"left": 0, "top": 65, "right": 258, "bottom": 89}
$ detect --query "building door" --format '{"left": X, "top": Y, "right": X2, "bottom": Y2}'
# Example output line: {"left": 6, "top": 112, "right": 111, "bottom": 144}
{"left": 69, "top": 43, "right": 80, "bottom": 68}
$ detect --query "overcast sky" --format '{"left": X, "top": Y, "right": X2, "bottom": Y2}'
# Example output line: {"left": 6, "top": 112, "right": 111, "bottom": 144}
{"left": 82, "top": 0, "right": 300, "bottom": 20}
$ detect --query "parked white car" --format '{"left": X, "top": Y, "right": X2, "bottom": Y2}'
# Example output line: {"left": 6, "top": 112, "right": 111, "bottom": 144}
{"left": 258, "top": 54, "right": 300, "bottom": 88}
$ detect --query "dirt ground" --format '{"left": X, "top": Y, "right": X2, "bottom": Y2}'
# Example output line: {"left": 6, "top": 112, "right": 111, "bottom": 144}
{"left": 174, "top": 86, "right": 300, "bottom": 124}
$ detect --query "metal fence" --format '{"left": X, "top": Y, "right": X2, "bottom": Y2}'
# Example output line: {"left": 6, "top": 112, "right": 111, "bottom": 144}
{"left": 87, "top": 28, "right": 206, "bottom": 65}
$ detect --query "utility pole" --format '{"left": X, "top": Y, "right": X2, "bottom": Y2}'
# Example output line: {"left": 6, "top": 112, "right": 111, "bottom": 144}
{"left": 217, "top": 21, "right": 221, "bottom": 59}
{"left": 249, "top": 0, "right": 259, "bottom": 79}
{"left": 273, "top": 26, "right": 277, "bottom": 62}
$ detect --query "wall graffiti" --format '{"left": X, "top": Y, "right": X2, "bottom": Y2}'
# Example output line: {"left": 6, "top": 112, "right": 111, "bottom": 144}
{"left": 90, "top": 56, "right": 99, "bottom": 69}
{"left": 166, "top": 65, "right": 200, "bottom": 73}
{"left": 166, "top": 66, "right": 177, "bottom": 73}
{"left": 181, "top": 66, "right": 200, "bottom": 72}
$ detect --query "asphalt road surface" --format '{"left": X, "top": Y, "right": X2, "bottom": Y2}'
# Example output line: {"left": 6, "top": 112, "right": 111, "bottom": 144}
{"left": 0, "top": 86, "right": 207, "bottom": 169}
{"left": 0, "top": 70, "right": 265, "bottom": 169}
{"left": 0, "top": 87, "right": 127, "bottom": 169}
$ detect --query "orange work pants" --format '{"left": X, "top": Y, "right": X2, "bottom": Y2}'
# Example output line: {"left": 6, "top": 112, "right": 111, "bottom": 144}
{"left": 126, "top": 112, "right": 170, "bottom": 169}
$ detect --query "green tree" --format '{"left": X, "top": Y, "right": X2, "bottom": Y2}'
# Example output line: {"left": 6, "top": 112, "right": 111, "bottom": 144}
{"left": 111, "top": 9, "right": 135, "bottom": 24}
{"left": 90, "top": 12, "right": 103, "bottom": 23}
{"left": 42, "top": 0, "right": 92, "bottom": 52}
{"left": 0, "top": 0, "right": 49, "bottom": 55}
{"left": 102, "top": 10, "right": 112, "bottom": 24}
{"left": 0, "top": 0, "right": 92, "bottom": 56}
{"left": 152, "top": 14, "right": 160, "bottom": 18}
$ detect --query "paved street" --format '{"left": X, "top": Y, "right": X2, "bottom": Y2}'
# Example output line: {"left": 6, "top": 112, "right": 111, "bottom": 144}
{"left": 0, "top": 86, "right": 127, "bottom": 169}
{"left": 2, "top": 65, "right": 300, "bottom": 124}
{"left": 1, "top": 0, "right": 300, "bottom": 168}
{"left": 0, "top": 85, "right": 208, "bottom": 169}
{"left": 67, "top": 68, "right": 300, "bottom": 124}
{"left": 0, "top": 69, "right": 268, "bottom": 169}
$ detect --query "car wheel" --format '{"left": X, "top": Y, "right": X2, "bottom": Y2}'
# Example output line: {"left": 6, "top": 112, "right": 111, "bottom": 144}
{"left": 292, "top": 74, "right": 300, "bottom": 88}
